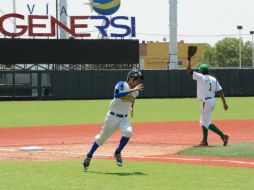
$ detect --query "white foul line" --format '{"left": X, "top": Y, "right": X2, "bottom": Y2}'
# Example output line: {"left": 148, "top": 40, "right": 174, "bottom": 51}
{"left": 129, "top": 156, "right": 254, "bottom": 165}
{"left": 0, "top": 148, "right": 17, "bottom": 152}
{"left": 0, "top": 148, "right": 254, "bottom": 166}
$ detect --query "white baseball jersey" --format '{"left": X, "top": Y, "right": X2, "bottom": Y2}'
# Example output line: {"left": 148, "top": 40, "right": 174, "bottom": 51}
{"left": 193, "top": 71, "right": 222, "bottom": 128}
{"left": 109, "top": 81, "right": 139, "bottom": 115}
{"left": 193, "top": 71, "right": 222, "bottom": 101}
{"left": 95, "top": 81, "right": 139, "bottom": 145}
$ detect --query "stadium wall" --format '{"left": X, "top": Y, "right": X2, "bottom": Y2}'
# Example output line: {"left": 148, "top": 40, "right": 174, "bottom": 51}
{"left": 0, "top": 69, "right": 253, "bottom": 100}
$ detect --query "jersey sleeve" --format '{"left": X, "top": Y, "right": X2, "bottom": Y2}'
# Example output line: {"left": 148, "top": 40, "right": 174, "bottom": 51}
{"left": 114, "top": 81, "right": 129, "bottom": 98}
{"left": 192, "top": 71, "right": 203, "bottom": 81}
{"left": 215, "top": 80, "right": 222, "bottom": 92}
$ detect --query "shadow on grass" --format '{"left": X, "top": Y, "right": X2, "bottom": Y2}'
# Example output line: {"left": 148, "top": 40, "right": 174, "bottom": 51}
{"left": 86, "top": 171, "right": 147, "bottom": 176}
{"left": 193, "top": 145, "right": 218, "bottom": 148}
{"left": 193, "top": 145, "right": 232, "bottom": 148}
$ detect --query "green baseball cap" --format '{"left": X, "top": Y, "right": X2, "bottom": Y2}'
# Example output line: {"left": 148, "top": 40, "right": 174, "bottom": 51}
{"left": 199, "top": 64, "right": 209, "bottom": 73}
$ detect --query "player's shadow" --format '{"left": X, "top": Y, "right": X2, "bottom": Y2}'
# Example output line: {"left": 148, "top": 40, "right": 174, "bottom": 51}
{"left": 86, "top": 171, "right": 147, "bottom": 176}
{"left": 193, "top": 145, "right": 231, "bottom": 148}
{"left": 193, "top": 145, "right": 218, "bottom": 148}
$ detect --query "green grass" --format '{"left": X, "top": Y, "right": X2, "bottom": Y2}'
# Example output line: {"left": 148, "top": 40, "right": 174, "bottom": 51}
{"left": 0, "top": 98, "right": 253, "bottom": 189}
{"left": 177, "top": 142, "right": 254, "bottom": 158}
{"left": 0, "top": 159, "right": 254, "bottom": 190}
{"left": 0, "top": 97, "right": 254, "bottom": 128}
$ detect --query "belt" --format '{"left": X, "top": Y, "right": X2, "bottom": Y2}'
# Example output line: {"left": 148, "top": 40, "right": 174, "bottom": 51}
{"left": 205, "top": 97, "right": 213, "bottom": 100}
{"left": 109, "top": 112, "right": 128, "bottom": 118}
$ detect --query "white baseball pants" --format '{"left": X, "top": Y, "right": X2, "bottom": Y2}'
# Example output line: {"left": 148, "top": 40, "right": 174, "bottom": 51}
{"left": 95, "top": 114, "right": 132, "bottom": 146}
{"left": 200, "top": 98, "right": 216, "bottom": 129}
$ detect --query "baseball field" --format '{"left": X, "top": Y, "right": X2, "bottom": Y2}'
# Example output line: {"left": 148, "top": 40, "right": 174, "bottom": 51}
{"left": 0, "top": 97, "right": 254, "bottom": 190}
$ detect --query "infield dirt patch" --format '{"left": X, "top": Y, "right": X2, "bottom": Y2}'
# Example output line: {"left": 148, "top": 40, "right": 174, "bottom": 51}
{"left": 0, "top": 120, "right": 254, "bottom": 168}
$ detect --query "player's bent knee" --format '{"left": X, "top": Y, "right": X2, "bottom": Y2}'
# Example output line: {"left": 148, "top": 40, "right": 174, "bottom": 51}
{"left": 95, "top": 135, "right": 106, "bottom": 146}
{"left": 123, "top": 129, "right": 132, "bottom": 138}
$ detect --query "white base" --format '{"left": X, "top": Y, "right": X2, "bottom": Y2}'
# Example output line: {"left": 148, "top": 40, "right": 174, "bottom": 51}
{"left": 19, "top": 146, "right": 44, "bottom": 151}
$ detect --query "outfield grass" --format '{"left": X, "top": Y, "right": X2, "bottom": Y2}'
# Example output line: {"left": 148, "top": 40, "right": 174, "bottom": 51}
{"left": 177, "top": 142, "right": 254, "bottom": 158}
{"left": 0, "top": 97, "right": 253, "bottom": 127}
{"left": 0, "top": 159, "right": 254, "bottom": 190}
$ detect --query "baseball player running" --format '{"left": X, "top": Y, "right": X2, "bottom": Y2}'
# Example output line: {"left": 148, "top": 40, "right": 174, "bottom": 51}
{"left": 83, "top": 70, "right": 144, "bottom": 170}
{"left": 187, "top": 56, "right": 229, "bottom": 146}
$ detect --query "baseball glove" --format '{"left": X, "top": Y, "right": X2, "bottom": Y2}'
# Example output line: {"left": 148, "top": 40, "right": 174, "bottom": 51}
{"left": 188, "top": 46, "right": 197, "bottom": 59}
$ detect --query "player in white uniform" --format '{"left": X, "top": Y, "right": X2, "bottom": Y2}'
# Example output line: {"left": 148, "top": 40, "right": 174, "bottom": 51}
{"left": 187, "top": 59, "right": 229, "bottom": 146}
{"left": 83, "top": 70, "right": 144, "bottom": 170}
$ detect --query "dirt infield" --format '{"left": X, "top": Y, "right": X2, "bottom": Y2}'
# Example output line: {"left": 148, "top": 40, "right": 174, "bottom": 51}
{"left": 0, "top": 120, "right": 254, "bottom": 168}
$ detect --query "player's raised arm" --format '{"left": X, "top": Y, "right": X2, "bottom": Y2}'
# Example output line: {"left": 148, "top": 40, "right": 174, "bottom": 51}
{"left": 186, "top": 46, "right": 197, "bottom": 75}
{"left": 114, "top": 83, "right": 143, "bottom": 98}
{"left": 187, "top": 57, "right": 193, "bottom": 75}
{"left": 129, "top": 83, "right": 144, "bottom": 92}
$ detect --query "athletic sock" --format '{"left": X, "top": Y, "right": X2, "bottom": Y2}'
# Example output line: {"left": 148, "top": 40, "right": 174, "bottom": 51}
{"left": 115, "top": 136, "right": 130, "bottom": 154}
{"left": 202, "top": 126, "right": 208, "bottom": 142}
{"left": 208, "top": 124, "right": 224, "bottom": 138}
{"left": 87, "top": 141, "right": 99, "bottom": 158}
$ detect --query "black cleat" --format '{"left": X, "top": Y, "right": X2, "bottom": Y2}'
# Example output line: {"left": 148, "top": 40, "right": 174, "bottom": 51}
{"left": 83, "top": 157, "right": 91, "bottom": 171}
{"left": 114, "top": 153, "right": 123, "bottom": 167}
